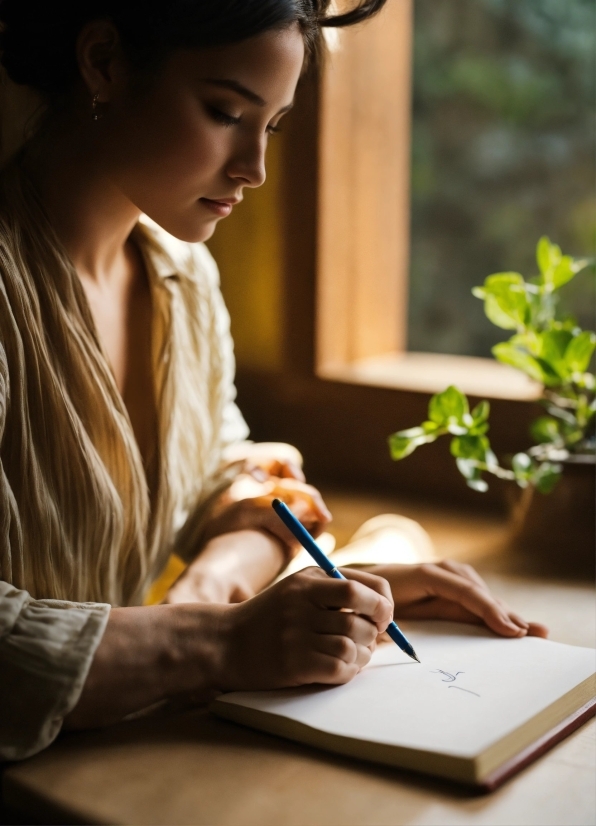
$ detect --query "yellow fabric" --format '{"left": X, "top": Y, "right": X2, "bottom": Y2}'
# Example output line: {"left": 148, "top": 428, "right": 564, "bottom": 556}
{"left": 143, "top": 554, "right": 187, "bottom": 605}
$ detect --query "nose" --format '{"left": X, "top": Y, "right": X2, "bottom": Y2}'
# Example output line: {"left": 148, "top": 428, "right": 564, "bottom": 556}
{"left": 226, "top": 135, "right": 267, "bottom": 189}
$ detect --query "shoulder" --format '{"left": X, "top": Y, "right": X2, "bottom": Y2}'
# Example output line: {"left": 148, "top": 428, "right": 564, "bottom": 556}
{"left": 137, "top": 216, "right": 220, "bottom": 290}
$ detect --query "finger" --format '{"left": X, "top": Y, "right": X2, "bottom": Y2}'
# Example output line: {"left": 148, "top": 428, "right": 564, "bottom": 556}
{"left": 276, "top": 460, "right": 306, "bottom": 482}
{"left": 491, "top": 598, "right": 530, "bottom": 632}
{"left": 311, "top": 608, "right": 378, "bottom": 646}
{"left": 273, "top": 479, "right": 332, "bottom": 523}
{"left": 314, "top": 633, "right": 357, "bottom": 664}
{"left": 314, "top": 635, "right": 374, "bottom": 671}
{"left": 337, "top": 568, "right": 394, "bottom": 614}
{"left": 506, "top": 610, "right": 529, "bottom": 631}
{"left": 242, "top": 463, "right": 270, "bottom": 483}
{"left": 284, "top": 494, "right": 328, "bottom": 528}
{"left": 305, "top": 652, "right": 360, "bottom": 685}
{"left": 437, "top": 560, "right": 491, "bottom": 592}
{"left": 528, "top": 622, "right": 549, "bottom": 638}
{"left": 415, "top": 565, "right": 525, "bottom": 637}
{"left": 304, "top": 574, "right": 393, "bottom": 630}
{"left": 258, "top": 500, "right": 326, "bottom": 548}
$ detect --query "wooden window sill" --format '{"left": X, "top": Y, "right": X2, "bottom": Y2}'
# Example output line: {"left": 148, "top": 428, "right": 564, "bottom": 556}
{"left": 317, "top": 352, "right": 542, "bottom": 401}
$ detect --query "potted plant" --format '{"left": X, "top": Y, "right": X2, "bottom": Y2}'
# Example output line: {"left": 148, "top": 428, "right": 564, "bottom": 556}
{"left": 388, "top": 237, "right": 595, "bottom": 571}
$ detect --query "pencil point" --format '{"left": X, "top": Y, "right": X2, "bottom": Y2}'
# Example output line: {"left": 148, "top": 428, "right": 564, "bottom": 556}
{"left": 410, "top": 651, "right": 421, "bottom": 663}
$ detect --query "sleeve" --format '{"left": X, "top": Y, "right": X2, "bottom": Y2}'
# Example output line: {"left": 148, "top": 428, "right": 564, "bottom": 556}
{"left": 0, "top": 332, "right": 110, "bottom": 761}
{"left": 0, "top": 582, "right": 110, "bottom": 761}
{"left": 171, "top": 243, "right": 249, "bottom": 563}
{"left": 194, "top": 242, "right": 250, "bottom": 457}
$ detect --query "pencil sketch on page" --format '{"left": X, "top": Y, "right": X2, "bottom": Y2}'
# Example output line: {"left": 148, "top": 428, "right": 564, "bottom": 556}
{"left": 430, "top": 670, "right": 480, "bottom": 697}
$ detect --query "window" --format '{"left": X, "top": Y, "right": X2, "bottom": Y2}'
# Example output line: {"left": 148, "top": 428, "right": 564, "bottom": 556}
{"left": 409, "top": 0, "right": 596, "bottom": 358}
{"left": 316, "top": 0, "right": 594, "bottom": 401}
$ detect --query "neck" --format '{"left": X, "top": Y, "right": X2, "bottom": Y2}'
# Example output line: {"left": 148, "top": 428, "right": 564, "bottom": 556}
{"left": 23, "top": 109, "right": 141, "bottom": 285}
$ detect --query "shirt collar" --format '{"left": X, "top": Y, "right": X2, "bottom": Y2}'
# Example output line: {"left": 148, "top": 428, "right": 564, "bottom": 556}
{"left": 134, "top": 216, "right": 179, "bottom": 280}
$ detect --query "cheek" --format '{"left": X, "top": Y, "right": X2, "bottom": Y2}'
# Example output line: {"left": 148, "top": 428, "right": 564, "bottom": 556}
{"left": 108, "top": 93, "right": 228, "bottom": 200}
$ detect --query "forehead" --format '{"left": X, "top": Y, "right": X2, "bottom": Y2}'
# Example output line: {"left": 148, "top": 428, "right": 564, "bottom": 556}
{"left": 169, "top": 26, "right": 305, "bottom": 106}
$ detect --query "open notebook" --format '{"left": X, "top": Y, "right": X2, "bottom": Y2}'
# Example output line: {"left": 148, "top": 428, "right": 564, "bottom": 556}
{"left": 211, "top": 622, "right": 595, "bottom": 790}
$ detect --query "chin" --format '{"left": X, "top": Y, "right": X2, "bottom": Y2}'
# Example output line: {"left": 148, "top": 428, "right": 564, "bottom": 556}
{"left": 148, "top": 214, "right": 220, "bottom": 244}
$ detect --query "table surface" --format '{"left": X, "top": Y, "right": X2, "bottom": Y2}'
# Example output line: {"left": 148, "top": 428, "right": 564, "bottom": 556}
{"left": 3, "top": 489, "right": 596, "bottom": 826}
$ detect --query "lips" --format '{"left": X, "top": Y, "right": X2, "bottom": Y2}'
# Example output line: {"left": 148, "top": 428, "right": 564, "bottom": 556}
{"left": 199, "top": 196, "right": 241, "bottom": 217}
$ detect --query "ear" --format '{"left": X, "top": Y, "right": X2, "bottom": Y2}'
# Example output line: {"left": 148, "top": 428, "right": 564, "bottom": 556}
{"left": 75, "top": 19, "right": 128, "bottom": 103}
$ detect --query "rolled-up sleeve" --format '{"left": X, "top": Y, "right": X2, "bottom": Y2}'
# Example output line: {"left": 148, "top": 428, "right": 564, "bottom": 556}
{"left": 0, "top": 581, "right": 109, "bottom": 761}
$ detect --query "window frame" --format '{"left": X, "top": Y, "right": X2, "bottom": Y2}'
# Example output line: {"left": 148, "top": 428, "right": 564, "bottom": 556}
{"left": 231, "top": 5, "right": 544, "bottom": 510}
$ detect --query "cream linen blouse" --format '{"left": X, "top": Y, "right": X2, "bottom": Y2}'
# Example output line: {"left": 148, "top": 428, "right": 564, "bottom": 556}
{"left": 0, "top": 159, "right": 249, "bottom": 760}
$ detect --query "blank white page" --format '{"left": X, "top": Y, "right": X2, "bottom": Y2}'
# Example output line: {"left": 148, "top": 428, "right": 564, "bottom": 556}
{"left": 218, "top": 622, "right": 595, "bottom": 758}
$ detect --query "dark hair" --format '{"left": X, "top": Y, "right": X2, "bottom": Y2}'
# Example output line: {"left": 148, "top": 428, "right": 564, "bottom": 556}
{"left": 0, "top": 0, "right": 387, "bottom": 99}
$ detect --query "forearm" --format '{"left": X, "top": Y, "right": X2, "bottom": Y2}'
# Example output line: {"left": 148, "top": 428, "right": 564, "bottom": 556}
{"left": 64, "top": 603, "right": 230, "bottom": 729}
{"left": 166, "top": 529, "right": 286, "bottom": 605}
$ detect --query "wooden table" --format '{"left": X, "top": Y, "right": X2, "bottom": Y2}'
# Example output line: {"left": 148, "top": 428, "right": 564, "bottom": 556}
{"left": 3, "top": 490, "right": 595, "bottom": 826}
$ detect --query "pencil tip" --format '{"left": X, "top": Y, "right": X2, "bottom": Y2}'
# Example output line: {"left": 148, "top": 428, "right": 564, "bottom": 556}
{"left": 411, "top": 652, "right": 421, "bottom": 663}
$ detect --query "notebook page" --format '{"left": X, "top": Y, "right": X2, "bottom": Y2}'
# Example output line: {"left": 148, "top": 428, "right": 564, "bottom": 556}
{"left": 218, "top": 622, "right": 595, "bottom": 758}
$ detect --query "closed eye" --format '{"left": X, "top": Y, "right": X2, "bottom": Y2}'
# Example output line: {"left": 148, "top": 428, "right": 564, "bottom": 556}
{"left": 208, "top": 106, "right": 240, "bottom": 127}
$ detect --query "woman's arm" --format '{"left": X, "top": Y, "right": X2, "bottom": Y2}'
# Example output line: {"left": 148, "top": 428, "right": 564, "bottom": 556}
{"left": 166, "top": 530, "right": 286, "bottom": 605}
{"left": 167, "top": 471, "right": 332, "bottom": 604}
{"left": 64, "top": 567, "right": 394, "bottom": 730}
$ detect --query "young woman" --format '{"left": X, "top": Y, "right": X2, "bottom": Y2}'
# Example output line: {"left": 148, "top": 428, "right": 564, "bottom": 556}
{"left": 0, "top": 0, "right": 547, "bottom": 761}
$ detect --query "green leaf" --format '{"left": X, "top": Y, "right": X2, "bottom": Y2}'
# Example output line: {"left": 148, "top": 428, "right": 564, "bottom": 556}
{"left": 396, "top": 426, "right": 426, "bottom": 439}
{"left": 467, "top": 477, "right": 489, "bottom": 493}
{"left": 509, "top": 331, "right": 541, "bottom": 357}
{"left": 450, "top": 434, "right": 489, "bottom": 461}
{"left": 455, "top": 458, "right": 477, "bottom": 479}
{"left": 530, "top": 416, "right": 561, "bottom": 444}
{"left": 428, "top": 386, "right": 469, "bottom": 426}
{"left": 388, "top": 434, "right": 421, "bottom": 460}
{"left": 530, "top": 462, "right": 562, "bottom": 494}
{"left": 536, "top": 236, "right": 562, "bottom": 283}
{"left": 471, "top": 400, "right": 490, "bottom": 424}
{"left": 485, "top": 448, "right": 499, "bottom": 469}
{"left": 551, "top": 256, "right": 575, "bottom": 289}
{"left": 539, "top": 330, "right": 574, "bottom": 379}
{"left": 492, "top": 342, "right": 549, "bottom": 384}
{"left": 536, "top": 236, "right": 560, "bottom": 278}
{"left": 565, "top": 331, "right": 596, "bottom": 374}
{"left": 475, "top": 273, "right": 528, "bottom": 330}
{"left": 512, "top": 452, "right": 532, "bottom": 475}
{"left": 455, "top": 459, "right": 489, "bottom": 492}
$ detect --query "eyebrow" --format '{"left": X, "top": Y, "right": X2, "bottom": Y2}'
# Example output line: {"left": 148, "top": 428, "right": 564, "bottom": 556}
{"left": 201, "top": 78, "right": 294, "bottom": 115}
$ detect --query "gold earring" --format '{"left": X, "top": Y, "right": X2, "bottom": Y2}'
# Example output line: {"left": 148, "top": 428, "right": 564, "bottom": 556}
{"left": 91, "top": 93, "right": 101, "bottom": 121}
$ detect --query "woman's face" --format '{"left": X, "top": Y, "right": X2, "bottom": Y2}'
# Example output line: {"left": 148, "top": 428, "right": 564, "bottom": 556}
{"left": 99, "top": 26, "right": 305, "bottom": 242}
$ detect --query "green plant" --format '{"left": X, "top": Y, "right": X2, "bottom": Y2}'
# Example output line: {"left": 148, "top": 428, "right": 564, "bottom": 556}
{"left": 389, "top": 237, "right": 595, "bottom": 493}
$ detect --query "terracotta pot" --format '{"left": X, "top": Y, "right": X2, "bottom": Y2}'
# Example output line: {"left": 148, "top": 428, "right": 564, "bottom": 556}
{"left": 509, "top": 457, "right": 595, "bottom": 577}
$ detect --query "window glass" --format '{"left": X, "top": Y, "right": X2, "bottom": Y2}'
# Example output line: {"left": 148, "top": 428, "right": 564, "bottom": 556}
{"left": 408, "top": 0, "right": 595, "bottom": 357}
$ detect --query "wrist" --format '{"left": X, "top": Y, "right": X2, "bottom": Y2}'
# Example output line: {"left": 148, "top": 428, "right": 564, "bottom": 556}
{"left": 165, "top": 602, "right": 236, "bottom": 697}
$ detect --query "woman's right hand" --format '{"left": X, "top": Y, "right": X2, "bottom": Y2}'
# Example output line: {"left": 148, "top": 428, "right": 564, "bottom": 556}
{"left": 65, "top": 567, "right": 393, "bottom": 731}
{"left": 216, "top": 567, "right": 394, "bottom": 692}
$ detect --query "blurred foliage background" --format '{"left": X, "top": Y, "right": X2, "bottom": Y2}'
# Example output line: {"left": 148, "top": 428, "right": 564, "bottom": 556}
{"left": 408, "top": 0, "right": 596, "bottom": 358}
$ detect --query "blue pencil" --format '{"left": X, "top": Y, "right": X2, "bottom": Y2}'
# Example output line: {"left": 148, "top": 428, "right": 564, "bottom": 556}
{"left": 272, "top": 498, "right": 420, "bottom": 663}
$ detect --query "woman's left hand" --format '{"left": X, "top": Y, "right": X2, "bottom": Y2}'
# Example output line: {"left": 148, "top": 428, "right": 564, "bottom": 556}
{"left": 223, "top": 441, "right": 306, "bottom": 484}
{"left": 203, "top": 474, "right": 332, "bottom": 554}
{"left": 363, "top": 561, "right": 549, "bottom": 638}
